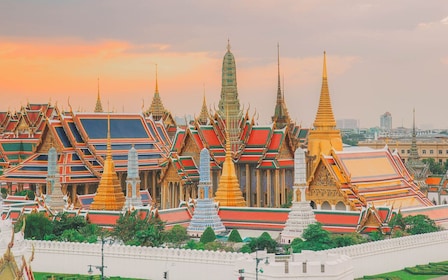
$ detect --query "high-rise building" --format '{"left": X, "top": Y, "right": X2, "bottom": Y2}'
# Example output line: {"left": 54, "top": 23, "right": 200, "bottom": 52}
{"left": 380, "top": 112, "right": 392, "bottom": 130}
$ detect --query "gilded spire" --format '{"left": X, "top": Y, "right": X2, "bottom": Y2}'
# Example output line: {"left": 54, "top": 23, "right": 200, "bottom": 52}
{"left": 214, "top": 107, "right": 246, "bottom": 207}
{"left": 198, "top": 86, "right": 209, "bottom": 125}
{"left": 313, "top": 51, "right": 336, "bottom": 129}
{"left": 90, "top": 111, "right": 125, "bottom": 210}
{"left": 147, "top": 64, "right": 166, "bottom": 121}
{"left": 94, "top": 77, "right": 103, "bottom": 113}
{"left": 307, "top": 52, "right": 342, "bottom": 166}
{"left": 272, "top": 43, "right": 291, "bottom": 129}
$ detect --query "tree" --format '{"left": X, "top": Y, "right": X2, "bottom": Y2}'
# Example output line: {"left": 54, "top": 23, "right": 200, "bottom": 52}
{"left": 112, "top": 210, "right": 165, "bottom": 247}
{"left": 227, "top": 229, "right": 243, "bottom": 243}
{"left": 422, "top": 158, "right": 446, "bottom": 175}
{"left": 404, "top": 214, "right": 440, "bottom": 235}
{"left": 165, "top": 225, "right": 189, "bottom": 246}
{"left": 292, "top": 223, "right": 334, "bottom": 252}
{"left": 17, "top": 213, "right": 54, "bottom": 240}
{"left": 200, "top": 227, "right": 216, "bottom": 244}
{"left": 332, "top": 232, "right": 366, "bottom": 248}
{"left": 246, "top": 232, "right": 278, "bottom": 253}
{"left": 15, "top": 189, "right": 35, "bottom": 200}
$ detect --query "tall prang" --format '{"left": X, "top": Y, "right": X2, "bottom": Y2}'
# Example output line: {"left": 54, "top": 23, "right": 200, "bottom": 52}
{"left": 272, "top": 43, "right": 291, "bottom": 129}
{"left": 406, "top": 108, "right": 429, "bottom": 193}
{"left": 217, "top": 40, "right": 243, "bottom": 151}
{"left": 124, "top": 145, "right": 143, "bottom": 209}
{"left": 187, "top": 148, "right": 225, "bottom": 237}
{"left": 94, "top": 78, "right": 103, "bottom": 113}
{"left": 90, "top": 113, "right": 125, "bottom": 210}
{"left": 307, "top": 52, "right": 343, "bottom": 171}
{"left": 281, "top": 148, "right": 316, "bottom": 244}
{"left": 45, "top": 146, "right": 65, "bottom": 212}
{"left": 198, "top": 91, "right": 210, "bottom": 125}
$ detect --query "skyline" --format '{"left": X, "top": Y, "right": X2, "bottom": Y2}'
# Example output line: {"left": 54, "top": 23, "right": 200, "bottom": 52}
{"left": 0, "top": 1, "right": 447, "bottom": 129}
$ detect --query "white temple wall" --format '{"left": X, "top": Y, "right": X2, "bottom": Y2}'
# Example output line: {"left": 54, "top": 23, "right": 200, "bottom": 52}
{"left": 26, "top": 230, "right": 448, "bottom": 279}
{"left": 323, "top": 230, "right": 448, "bottom": 278}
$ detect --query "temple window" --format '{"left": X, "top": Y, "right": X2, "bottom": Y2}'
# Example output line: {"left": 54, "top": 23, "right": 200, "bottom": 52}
{"left": 401, "top": 150, "right": 405, "bottom": 154}
{"left": 430, "top": 150, "right": 434, "bottom": 154}
{"left": 321, "top": 201, "right": 331, "bottom": 210}
{"left": 335, "top": 201, "right": 346, "bottom": 211}
{"left": 423, "top": 150, "right": 426, "bottom": 154}
{"left": 439, "top": 150, "right": 443, "bottom": 154}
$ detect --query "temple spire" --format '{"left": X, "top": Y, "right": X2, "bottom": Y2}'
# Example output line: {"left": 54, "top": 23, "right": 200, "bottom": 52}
{"left": 147, "top": 64, "right": 166, "bottom": 121}
{"left": 198, "top": 86, "right": 209, "bottom": 125}
{"left": 307, "top": 52, "right": 343, "bottom": 168}
{"left": 214, "top": 107, "right": 246, "bottom": 207}
{"left": 90, "top": 111, "right": 125, "bottom": 210}
{"left": 409, "top": 108, "right": 419, "bottom": 161}
{"left": 272, "top": 43, "right": 291, "bottom": 129}
{"left": 313, "top": 51, "right": 336, "bottom": 130}
{"left": 94, "top": 77, "right": 103, "bottom": 113}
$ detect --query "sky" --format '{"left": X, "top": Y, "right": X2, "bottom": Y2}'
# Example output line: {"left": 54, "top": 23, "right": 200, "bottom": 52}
{"left": 0, "top": 1, "right": 447, "bottom": 129}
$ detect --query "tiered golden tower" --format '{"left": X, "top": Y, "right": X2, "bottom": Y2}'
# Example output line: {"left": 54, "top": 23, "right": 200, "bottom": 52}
{"left": 94, "top": 78, "right": 103, "bottom": 113}
{"left": 307, "top": 52, "right": 343, "bottom": 169}
{"left": 214, "top": 120, "right": 246, "bottom": 207}
{"left": 90, "top": 114, "right": 125, "bottom": 210}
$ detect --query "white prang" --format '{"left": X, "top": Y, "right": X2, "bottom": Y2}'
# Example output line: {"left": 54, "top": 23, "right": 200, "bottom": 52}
{"left": 281, "top": 148, "right": 316, "bottom": 244}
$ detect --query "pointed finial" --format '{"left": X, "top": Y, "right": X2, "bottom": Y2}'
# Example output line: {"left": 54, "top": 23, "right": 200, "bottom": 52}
{"left": 155, "top": 64, "right": 159, "bottom": 93}
{"left": 227, "top": 38, "right": 231, "bottom": 52}
{"left": 323, "top": 51, "right": 327, "bottom": 79}
{"left": 97, "top": 77, "right": 100, "bottom": 99}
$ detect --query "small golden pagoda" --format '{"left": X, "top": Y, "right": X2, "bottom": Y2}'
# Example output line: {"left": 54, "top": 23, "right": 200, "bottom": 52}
{"left": 90, "top": 113, "right": 125, "bottom": 211}
{"left": 307, "top": 52, "right": 343, "bottom": 170}
{"left": 214, "top": 119, "right": 246, "bottom": 207}
{"left": 94, "top": 78, "right": 103, "bottom": 113}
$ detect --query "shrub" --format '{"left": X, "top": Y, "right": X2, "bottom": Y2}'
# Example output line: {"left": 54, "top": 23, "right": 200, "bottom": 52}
{"left": 228, "top": 229, "right": 243, "bottom": 243}
{"left": 200, "top": 227, "right": 216, "bottom": 244}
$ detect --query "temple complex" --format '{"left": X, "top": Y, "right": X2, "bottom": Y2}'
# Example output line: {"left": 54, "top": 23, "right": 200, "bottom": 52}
{"left": 187, "top": 148, "right": 225, "bottom": 236}
{"left": 161, "top": 42, "right": 308, "bottom": 209}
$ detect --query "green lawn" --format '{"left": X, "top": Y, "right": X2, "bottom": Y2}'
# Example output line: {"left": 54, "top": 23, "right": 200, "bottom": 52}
{"left": 359, "top": 261, "right": 448, "bottom": 280}
{"left": 33, "top": 272, "right": 147, "bottom": 280}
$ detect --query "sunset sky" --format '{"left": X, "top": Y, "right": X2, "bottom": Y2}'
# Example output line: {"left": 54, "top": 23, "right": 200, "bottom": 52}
{"left": 1, "top": 1, "right": 447, "bottom": 128}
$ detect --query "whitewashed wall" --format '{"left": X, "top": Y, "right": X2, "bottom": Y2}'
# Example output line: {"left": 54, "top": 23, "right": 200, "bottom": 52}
{"left": 26, "top": 230, "right": 448, "bottom": 280}
{"left": 323, "top": 230, "right": 448, "bottom": 278}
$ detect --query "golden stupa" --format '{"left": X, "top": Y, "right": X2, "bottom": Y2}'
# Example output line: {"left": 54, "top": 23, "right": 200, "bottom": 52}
{"left": 90, "top": 113, "right": 125, "bottom": 211}
{"left": 307, "top": 51, "right": 343, "bottom": 166}
{"left": 214, "top": 120, "right": 246, "bottom": 207}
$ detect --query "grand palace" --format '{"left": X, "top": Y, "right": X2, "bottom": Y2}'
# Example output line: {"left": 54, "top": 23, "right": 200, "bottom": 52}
{"left": 0, "top": 43, "right": 447, "bottom": 236}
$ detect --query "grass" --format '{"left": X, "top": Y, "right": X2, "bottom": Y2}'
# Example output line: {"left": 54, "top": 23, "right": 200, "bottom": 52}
{"left": 33, "top": 272, "right": 147, "bottom": 280}
{"left": 359, "top": 260, "right": 448, "bottom": 280}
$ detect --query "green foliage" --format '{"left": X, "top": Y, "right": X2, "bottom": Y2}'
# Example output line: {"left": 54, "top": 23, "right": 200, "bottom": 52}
{"left": 422, "top": 158, "right": 446, "bottom": 175}
{"left": 404, "top": 214, "right": 440, "bottom": 235}
{"left": 332, "top": 232, "right": 367, "bottom": 248}
{"left": 15, "top": 189, "right": 35, "bottom": 200}
{"left": 227, "top": 229, "right": 243, "bottom": 243}
{"left": 297, "top": 223, "right": 334, "bottom": 252}
{"left": 368, "top": 230, "right": 384, "bottom": 241}
{"left": 389, "top": 213, "right": 440, "bottom": 236}
{"left": 200, "top": 227, "right": 216, "bottom": 244}
{"left": 18, "top": 212, "right": 54, "bottom": 240}
{"left": 112, "top": 210, "right": 165, "bottom": 247}
{"left": 244, "top": 232, "right": 278, "bottom": 253}
{"left": 342, "top": 133, "right": 365, "bottom": 146}
{"left": 165, "top": 225, "right": 189, "bottom": 246}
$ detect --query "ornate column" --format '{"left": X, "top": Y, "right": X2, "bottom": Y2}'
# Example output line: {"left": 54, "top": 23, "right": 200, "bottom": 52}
{"left": 281, "top": 169, "right": 286, "bottom": 205}
{"left": 245, "top": 164, "right": 251, "bottom": 206}
{"left": 275, "top": 169, "right": 280, "bottom": 207}
{"left": 152, "top": 171, "right": 157, "bottom": 203}
{"left": 256, "top": 169, "right": 261, "bottom": 207}
{"left": 266, "top": 170, "right": 271, "bottom": 207}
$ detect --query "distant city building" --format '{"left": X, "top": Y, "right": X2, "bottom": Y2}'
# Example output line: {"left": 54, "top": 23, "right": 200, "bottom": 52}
{"left": 380, "top": 112, "right": 392, "bottom": 130}
{"left": 336, "top": 119, "right": 359, "bottom": 130}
